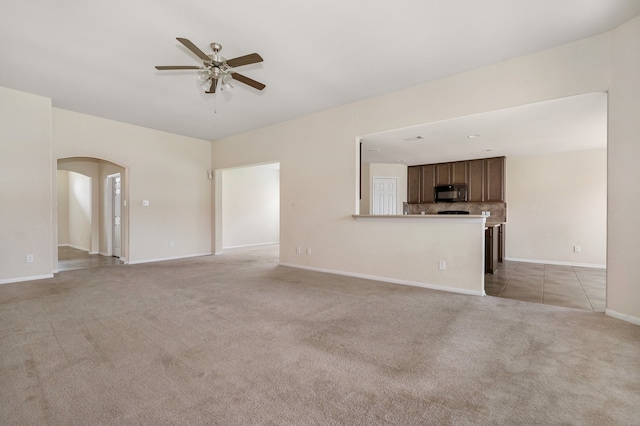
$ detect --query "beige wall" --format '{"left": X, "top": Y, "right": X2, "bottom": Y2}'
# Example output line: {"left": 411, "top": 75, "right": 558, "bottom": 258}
{"left": 506, "top": 149, "right": 607, "bottom": 267}
{"left": 53, "top": 109, "right": 212, "bottom": 264}
{"left": 65, "top": 171, "right": 92, "bottom": 251}
{"left": 57, "top": 171, "right": 70, "bottom": 246}
{"left": 221, "top": 163, "right": 279, "bottom": 249}
{"left": 0, "top": 87, "right": 53, "bottom": 283}
{"left": 607, "top": 15, "right": 640, "bottom": 323}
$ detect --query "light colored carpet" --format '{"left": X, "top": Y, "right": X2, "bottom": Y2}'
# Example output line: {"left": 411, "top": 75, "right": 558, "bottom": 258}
{"left": 1, "top": 245, "right": 639, "bottom": 425}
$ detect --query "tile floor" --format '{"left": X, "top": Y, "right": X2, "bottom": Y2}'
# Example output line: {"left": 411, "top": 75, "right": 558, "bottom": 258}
{"left": 58, "top": 246, "right": 123, "bottom": 272}
{"left": 485, "top": 261, "right": 606, "bottom": 312}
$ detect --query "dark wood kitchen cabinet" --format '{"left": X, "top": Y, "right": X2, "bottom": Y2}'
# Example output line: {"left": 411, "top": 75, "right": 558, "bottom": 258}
{"left": 467, "top": 159, "right": 485, "bottom": 202}
{"left": 420, "top": 164, "right": 436, "bottom": 203}
{"left": 451, "top": 161, "right": 468, "bottom": 184}
{"left": 407, "top": 156, "right": 504, "bottom": 203}
{"left": 407, "top": 166, "right": 420, "bottom": 203}
{"left": 485, "top": 225, "right": 500, "bottom": 274}
{"left": 485, "top": 157, "right": 505, "bottom": 202}
{"left": 435, "top": 161, "right": 468, "bottom": 185}
{"left": 407, "top": 165, "right": 436, "bottom": 203}
{"left": 435, "top": 163, "right": 450, "bottom": 185}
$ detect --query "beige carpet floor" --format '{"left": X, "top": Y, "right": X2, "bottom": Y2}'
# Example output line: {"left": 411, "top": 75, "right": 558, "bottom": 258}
{"left": 1, "top": 245, "right": 639, "bottom": 425}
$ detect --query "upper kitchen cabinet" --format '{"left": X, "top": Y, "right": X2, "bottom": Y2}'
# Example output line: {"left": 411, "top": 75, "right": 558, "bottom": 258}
{"left": 407, "top": 165, "right": 436, "bottom": 203}
{"left": 467, "top": 159, "right": 485, "bottom": 202}
{"left": 407, "top": 166, "right": 420, "bottom": 203}
{"left": 407, "top": 156, "right": 505, "bottom": 203}
{"left": 484, "top": 156, "right": 505, "bottom": 202}
{"left": 420, "top": 164, "right": 436, "bottom": 203}
{"left": 435, "top": 161, "right": 468, "bottom": 185}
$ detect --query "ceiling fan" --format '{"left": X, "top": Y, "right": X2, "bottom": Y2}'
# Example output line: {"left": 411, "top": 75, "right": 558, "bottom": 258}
{"left": 155, "top": 37, "right": 265, "bottom": 94}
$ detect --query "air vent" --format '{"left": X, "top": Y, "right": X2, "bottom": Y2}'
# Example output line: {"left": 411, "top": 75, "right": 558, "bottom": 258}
{"left": 403, "top": 136, "right": 424, "bottom": 141}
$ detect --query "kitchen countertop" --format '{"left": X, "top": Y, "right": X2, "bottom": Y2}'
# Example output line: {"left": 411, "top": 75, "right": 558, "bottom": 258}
{"left": 353, "top": 214, "right": 505, "bottom": 222}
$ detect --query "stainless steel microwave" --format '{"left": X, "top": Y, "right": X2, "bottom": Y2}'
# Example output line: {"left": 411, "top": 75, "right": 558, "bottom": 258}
{"left": 434, "top": 184, "right": 467, "bottom": 202}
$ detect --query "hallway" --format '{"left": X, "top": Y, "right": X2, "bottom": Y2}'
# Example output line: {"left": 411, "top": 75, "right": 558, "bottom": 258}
{"left": 58, "top": 246, "right": 123, "bottom": 272}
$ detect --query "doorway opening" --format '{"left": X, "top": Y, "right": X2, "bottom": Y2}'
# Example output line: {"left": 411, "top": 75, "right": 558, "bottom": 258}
{"left": 214, "top": 162, "right": 280, "bottom": 258}
{"left": 56, "top": 157, "right": 128, "bottom": 272}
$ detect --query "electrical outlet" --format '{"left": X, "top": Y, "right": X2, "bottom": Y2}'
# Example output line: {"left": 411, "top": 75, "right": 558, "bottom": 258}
{"left": 296, "top": 247, "right": 301, "bottom": 254}
{"left": 574, "top": 245, "right": 581, "bottom": 253}
{"left": 169, "top": 242, "right": 174, "bottom": 248}
{"left": 142, "top": 200, "right": 149, "bottom": 206}
{"left": 26, "top": 254, "right": 34, "bottom": 263}
{"left": 306, "top": 248, "right": 312, "bottom": 255}
{"left": 439, "top": 260, "right": 446, "bottom": 270}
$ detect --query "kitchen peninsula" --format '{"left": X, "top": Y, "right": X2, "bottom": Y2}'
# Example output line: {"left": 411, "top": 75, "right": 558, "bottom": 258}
{"left": 351, "top": 213, "right": 487, "bottom": 296}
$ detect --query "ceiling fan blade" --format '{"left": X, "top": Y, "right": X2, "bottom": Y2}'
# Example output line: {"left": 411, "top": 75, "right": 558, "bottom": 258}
{"left": 231, "top": 73, "right": 266, "bottom": 90}
{"left": 155, "top": 65, "right": 201, "bottom": 70}
{"left": 176, "top": 37, "right": 212, "bottom": 62}
{"left": 205, "top": 79, "right": 218, "bottom": 94}
{"left": 226, "top": 53, "right": 263, "bottom": 68}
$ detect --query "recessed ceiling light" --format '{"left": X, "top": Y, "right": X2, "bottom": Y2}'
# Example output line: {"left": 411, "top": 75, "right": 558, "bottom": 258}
{"left": 403, "top": 136, "right": 424, "bottom": 141}
{"left": 368, "top": 149, "right": 380, "bottom": 152}
{"left": 483, "top": 149, "right": 494, "bottom": 152}
{"left": 468, "top": 134, "right": 480, "bottom": 138}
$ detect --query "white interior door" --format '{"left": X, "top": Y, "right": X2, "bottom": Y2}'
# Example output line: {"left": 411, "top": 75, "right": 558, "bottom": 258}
{"left": 372, "top": 177, "right": 398, "bottom": 215}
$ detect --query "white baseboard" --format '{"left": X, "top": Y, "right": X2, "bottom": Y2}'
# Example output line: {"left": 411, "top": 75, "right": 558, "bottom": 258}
{"left": 0, "top": 274, "right": 54, "bottom": 285}
{"left": 278, "top": 262, "right": 484, "bottom": 297}
{"left": 127, "top": 252, "right": 213, "bottom": 265}
{"left": 222, "top": 241, "right": 279, "bottom": 250}
{"left": 504, "top": 257, "right": 606, "bottom": 269}
{"left": 59, "top": 244, "right": 91, "bottom": 252}
{"left": 605, "top": 309, "right": 640, "bottom": 326}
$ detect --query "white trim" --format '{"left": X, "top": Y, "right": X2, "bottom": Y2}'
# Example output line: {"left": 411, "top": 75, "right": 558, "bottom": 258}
{"left": 605, "top": 309, "right": 640, "bottom": 326}
{"left": 126, "top": 252, "right": 213, "bottom": 265}
{"left": 61, "top": 243, "right": 90, "bottom": 252}
{"left": 0, "top": 274, "right": 54, "bottom": 285}
{"left": 352, "top": 214, "right": 487, "bottom": 224}
{"left": 223, "top": 241, "right": 279, "bottom": 250}
{"left": 279, "top": 262, "right": 485, "bottom": 296}
{"left": 504, "top": 257, "right": 606, "bottom": 269}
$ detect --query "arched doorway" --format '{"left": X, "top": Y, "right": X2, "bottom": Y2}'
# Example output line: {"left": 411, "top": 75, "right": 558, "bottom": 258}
{"left": 56, "top": 157, "right": 129, "bottom": 271}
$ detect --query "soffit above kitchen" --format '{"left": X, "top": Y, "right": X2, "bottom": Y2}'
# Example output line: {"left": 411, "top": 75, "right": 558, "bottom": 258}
{"left": 360, "top": 92, "right": 608, "bottom": 165}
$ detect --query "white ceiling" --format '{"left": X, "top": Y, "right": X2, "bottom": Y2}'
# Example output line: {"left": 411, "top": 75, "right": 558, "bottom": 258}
{"left": 361, "top": 92, "right": 608, "bottom": 165}
{"left": 1, "top": 1, "right": 638, "bottom": 142}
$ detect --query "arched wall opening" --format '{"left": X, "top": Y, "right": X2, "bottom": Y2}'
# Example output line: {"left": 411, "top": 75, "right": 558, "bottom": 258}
{"left": 56, "top": 157, "right": 128, "bottom": 271}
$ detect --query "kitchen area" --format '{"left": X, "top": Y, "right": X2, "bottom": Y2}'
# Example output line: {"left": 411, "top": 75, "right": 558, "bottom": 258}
{"left": 403, "top": 155, "right": 507, "bottom": 275}
{"left": 358, "top": 93, "right": 607, "bottom": 308}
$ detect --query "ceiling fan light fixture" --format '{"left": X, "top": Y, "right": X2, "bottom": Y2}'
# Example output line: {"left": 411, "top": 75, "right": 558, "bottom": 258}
{"left": 197, "top": 70, "right": 212, "bottom": 82}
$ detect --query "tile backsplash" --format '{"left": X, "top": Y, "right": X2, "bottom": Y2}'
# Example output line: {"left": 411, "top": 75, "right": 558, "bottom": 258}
{"left": 403, "top": 202, "right": 507, "bottom": 223}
